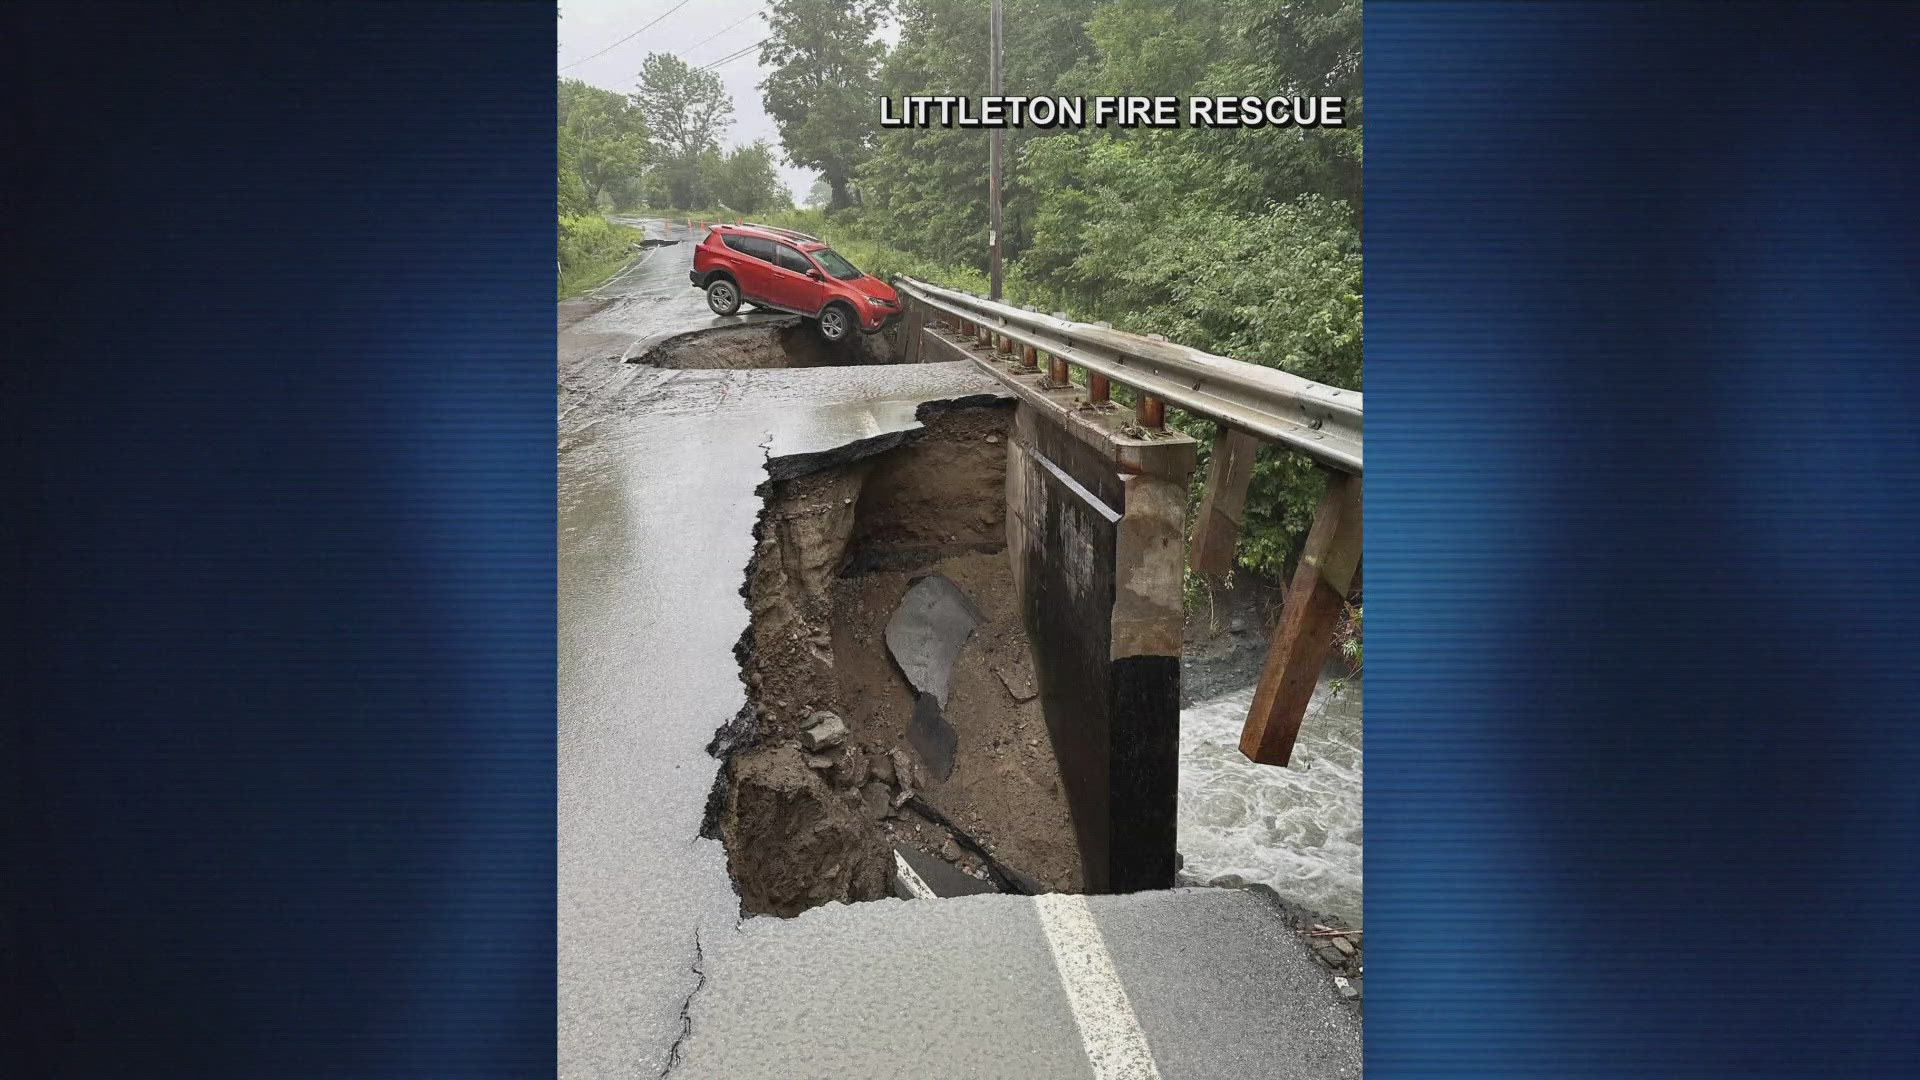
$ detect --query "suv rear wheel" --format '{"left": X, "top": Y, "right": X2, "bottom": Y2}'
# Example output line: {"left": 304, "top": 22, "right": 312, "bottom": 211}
{"left": 817, "top": 302, "right": 855, "bottom": 342}
{"left": 705, "top": 277, "right": 741, "bottom": 316}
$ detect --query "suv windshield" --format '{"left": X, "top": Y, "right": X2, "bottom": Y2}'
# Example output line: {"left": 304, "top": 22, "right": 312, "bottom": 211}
{"left": 812, "top": 248, "right": 862, "bottom": 280}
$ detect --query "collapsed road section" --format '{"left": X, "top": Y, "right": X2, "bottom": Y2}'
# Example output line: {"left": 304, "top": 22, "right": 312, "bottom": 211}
{"left": 630, "top": 316, "right": 899, "bottom": 370}
{"left": 708, "top": 399, "right": 1083, "bottom": 916}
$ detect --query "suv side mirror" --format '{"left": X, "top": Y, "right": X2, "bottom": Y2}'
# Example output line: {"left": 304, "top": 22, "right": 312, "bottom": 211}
{"left": 806, "top": 268, "right": 823, "bottom": 280}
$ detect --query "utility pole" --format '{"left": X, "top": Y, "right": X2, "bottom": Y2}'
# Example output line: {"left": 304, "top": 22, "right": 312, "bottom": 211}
{"left": 988, "top": 0, "right": 1004, "bottom": 299}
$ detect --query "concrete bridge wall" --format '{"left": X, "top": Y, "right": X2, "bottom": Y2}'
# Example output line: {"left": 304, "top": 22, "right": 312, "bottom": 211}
{"left": 920, "top": 328, "right": 1196, "bottom": 892}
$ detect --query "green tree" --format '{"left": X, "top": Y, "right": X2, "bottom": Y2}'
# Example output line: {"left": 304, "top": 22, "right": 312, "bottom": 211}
{"left": 558, "top": 78, "right": 649, "bottom": 210}
{"left": 857, "top": 0, "right": 1098, "bottom": 267}
{"left": 802, "top": 177, "right": 832, "bottom": 208}
{"left": 558, "top": 159, "right": 591, "bottom": 217}
{"left": 631, "top": 53, "right": 734, "bottom": 209}
{"left": 759, "top": 0, "right": 891, "bottom": 210}
{"left": 775, "top": 0, "right": 1363, "bottom": 583}
{"left": 716, "top": 142, "right": 790, "bottom": 214}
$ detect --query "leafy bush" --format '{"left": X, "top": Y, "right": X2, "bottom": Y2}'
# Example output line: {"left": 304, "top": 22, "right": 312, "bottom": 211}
{"left": 557, "top": 214, "right": 640, "bottom": 299}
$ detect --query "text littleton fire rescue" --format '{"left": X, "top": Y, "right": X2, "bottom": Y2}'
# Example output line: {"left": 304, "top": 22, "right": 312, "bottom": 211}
{"left": 878, "top": 94, "right": 1345, "bottom": 129}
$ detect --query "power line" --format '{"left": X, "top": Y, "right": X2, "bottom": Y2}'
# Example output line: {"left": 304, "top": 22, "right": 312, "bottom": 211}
{"left": 558, "top": 0, "right": 694, "bottom": 72}
{"left": 696, "top": 36, "right": 770, "bottom": 72}
{"left": 676, "top": 8, "right": 764, "bottom": 62}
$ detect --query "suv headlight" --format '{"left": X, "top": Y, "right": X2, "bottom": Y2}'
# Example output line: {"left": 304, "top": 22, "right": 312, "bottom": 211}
{"left": 866, "top": 296, "right": 892, "bottom": 307}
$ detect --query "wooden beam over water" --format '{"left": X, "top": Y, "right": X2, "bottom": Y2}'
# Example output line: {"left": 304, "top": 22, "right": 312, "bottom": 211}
{"left": 1240, "top": 471, "right": 1362, "bottom": 766}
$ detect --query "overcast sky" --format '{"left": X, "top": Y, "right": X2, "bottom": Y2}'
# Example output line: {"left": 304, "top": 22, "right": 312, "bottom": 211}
{"left": 558, "top": 1, "right": 900, "bottom": 202}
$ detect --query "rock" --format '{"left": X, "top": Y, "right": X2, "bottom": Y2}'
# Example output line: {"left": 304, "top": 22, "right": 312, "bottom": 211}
{"left": 834, "top": 750, "right": 869, "bottom": 789}
{"left": 883, "top": 575, "right": 982, "bottom": 706}
{"left": 799, "top": 710, "right": 847, "bottom": 751}
{"left": 889, "top": 748, "right": 916, "bottom": 790}
{"left": 1330, "top": 936, "right": 1357, "bottom": 957}
{"left": 1315, "top": 946, "right": 1346, "bottom": 968}
{"left": 907, "top": 691, "right": 957, "bottom": 782}
{"left": 940, "top": 838, "right": 962, "bottom": 861}
{"left": 1332, "top": 976, "right": 1360, "bottom": 1000}
{"left": 1208, "top": 873, "right": 1246, "bottom": 889}
{"left": 803, "top": 753, "right": 836, "bottom": 771}
{"left": 984, "top": 434, "right": 1000, "bottom": 444}
{"left": 860, "top": 781, "right": 891, "bottom": 819}
{"left": 891, "top": 787, "right": 914, "bottom": 809}
{"left": 869, "top": 752, "right": 895, "bottom": 786}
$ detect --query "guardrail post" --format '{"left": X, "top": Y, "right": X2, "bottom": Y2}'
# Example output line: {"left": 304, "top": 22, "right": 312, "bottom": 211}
{"left": 1135, "top": 395, "right": 1165, "bottom": 430}
{"left": 1047, "top": 352, "right": 1070, "bottom": 389}
{"left": 1019, "top": 344, "right": 1039, "bottom": 373}
{"left": 1240, "top": 470, "right": 1362, "bottom": 766}
{"left": 1189, "top": 427, "right": 1263, "bottom": 577}
{"left": 1087, "top": 373, "right": 1111, "bottom": 404}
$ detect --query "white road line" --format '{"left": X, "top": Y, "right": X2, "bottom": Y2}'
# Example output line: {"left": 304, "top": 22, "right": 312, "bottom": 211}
{"left": 893, "top": 852, "right": 937, "bottom": 900}
{"left": 1032, "top": 893, "right": 1163, "bottom": 1080}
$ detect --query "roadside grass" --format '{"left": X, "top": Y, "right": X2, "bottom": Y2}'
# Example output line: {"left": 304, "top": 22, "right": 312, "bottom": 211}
{"left": 558, "top": 215, "right": 643, "bottom": 300}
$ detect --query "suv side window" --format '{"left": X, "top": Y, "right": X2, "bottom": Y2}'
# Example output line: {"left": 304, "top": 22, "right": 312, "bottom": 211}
{"left": 722, "top": 234, "right": 777, "bottom": 262}
{"left": 773, "top": 244, "right": 814, "bottom": 275}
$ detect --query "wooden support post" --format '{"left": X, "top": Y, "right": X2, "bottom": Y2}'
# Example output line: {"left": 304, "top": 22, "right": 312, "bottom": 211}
{"left": 1088, "top": 372, "right": 1111, "bottom": 404}
{"left": 1240, "top": 471, "right": 1362, "bottom": 766}
{"left": 903, "top": 301, "right": 924, "bottom": 364}
{"left": 1189, "top": 427, "right": 1263, "bottom": 577}
{"left": 1136, "top": 394, "right": 1165, "bottom": 430}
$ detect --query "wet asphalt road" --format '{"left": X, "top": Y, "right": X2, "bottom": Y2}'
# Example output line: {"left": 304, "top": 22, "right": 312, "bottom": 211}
{"left": 558, "top": 225, "right": 1360, "bottom": 1078}
{"left": 557, "top": 223, "right": 1007, "bottom": 1077}
{"left": 672, "top": 888, "right": 1360, "bottom": 1080}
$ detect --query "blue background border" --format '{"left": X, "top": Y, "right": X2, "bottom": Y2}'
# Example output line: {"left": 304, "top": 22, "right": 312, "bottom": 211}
{"left": 3, "top": 3, "right": 554, "bottom": 1074}
{"left": 1369, "top": 2, "right": 1918, "bottom": 1075}
{"left": 4, "top": 1, "right": 1917, "bottom": 1074}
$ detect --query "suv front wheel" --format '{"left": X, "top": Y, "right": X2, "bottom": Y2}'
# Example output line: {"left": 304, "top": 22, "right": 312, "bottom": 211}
{"left": 817, "top": 302, "right": 855, "bottom": 342}
{"left": 705, "top": 277, "right": 741, "bottom": 316}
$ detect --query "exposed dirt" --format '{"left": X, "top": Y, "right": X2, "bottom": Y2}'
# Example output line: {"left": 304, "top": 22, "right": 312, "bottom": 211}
{"left": 1181, "top": 571, "right": 1288, "bottom": 705}
{"left": 715, "top": 402, "right": 1083, "bottom": 917}
{"left": 634, "top": 319, "right": 898, "bottom": 370}
{"left": 1179, "top": 569, "right": 1361, "bottom": 705}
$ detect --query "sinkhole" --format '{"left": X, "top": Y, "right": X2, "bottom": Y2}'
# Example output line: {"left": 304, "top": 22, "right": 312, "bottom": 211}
{"left": 701, "top": 399, "right": 1086, "bottom": 917}
{"left": 630, "top": 317, "right": 901, "bottom": 370}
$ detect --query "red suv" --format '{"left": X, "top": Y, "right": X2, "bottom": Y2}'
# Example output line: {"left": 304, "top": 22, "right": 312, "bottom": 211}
{"left": 689, "top": 223, "right": 901, "bottom": 342}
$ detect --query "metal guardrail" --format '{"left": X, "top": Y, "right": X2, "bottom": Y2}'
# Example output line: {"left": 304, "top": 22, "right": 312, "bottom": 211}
{"left": 893, "top": 273, "right": 1365, "bottom": 768}
{"left": 892, "top": 275, "right": 1362, "bottom": 475}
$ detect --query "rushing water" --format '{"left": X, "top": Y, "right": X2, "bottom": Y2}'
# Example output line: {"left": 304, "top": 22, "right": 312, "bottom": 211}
{"left": 1178, "top": 677, "right": 1363, "bottom": 925}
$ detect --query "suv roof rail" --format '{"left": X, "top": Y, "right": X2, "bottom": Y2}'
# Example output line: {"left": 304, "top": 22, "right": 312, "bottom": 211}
{"left": 741, "top": 221, "right": 822, "bottom": 243}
